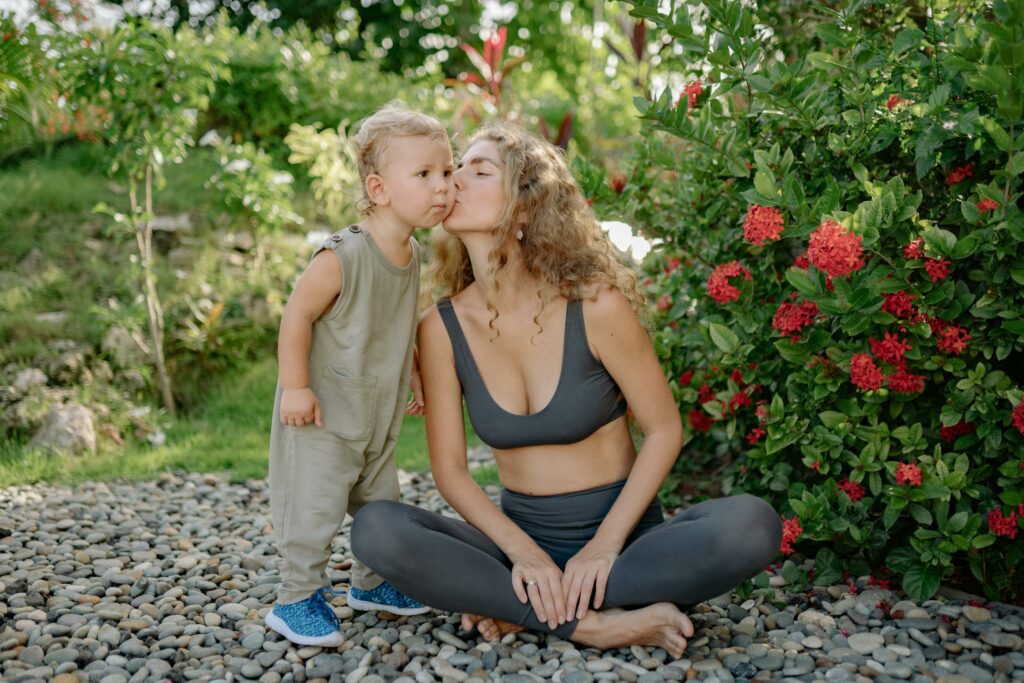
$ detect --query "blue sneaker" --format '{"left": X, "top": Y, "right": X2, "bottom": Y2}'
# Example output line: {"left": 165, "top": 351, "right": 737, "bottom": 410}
{"left": 347, "top": 581, "right": 431, "bottom": 616}
{"left": 265, "top": 590, "right": 344, "bottom": 646}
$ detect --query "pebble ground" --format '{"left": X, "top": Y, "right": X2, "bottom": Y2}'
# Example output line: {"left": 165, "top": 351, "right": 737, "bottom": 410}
{"left": 1, "top": 471, "right": 1022, "bottom": 683}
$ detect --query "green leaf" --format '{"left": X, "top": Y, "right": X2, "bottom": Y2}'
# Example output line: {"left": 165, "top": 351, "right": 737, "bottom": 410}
{"left": 923, "top": 228, "right": 957, "bottom": 255}
{"left": 1008, "top": 152, "right": 1024, "bottom": 177}
{"left": 754, "top": 169, "right": 777, "bottom": 198}
{"left": 816, "top": 24, "right": 848, "bottom": 48}
{"left": 893, "top": 27, "right": 925, "bottom": 55}
{"left": 774, "top": 339, "right": 810, "bottom": 365}
{"left": 902, "top": 562, "right": 943, "bottom": 601}
{"left": 947, "top": 511, "right": 969, "bottom": 533}
{"left": 818, "top": 411, "right": 846, "bottom": 428}
{"left": 910, "top": 504, "right": 933, "bottom": 525}
{"left": 814, "top": 548, "right": 843, "bottom": 585}
{"left": 708, "top": 323, "right": 740, "bottom": 353}
{"left": 786, "top": 268, "right": 817, "bottom": 294}
{"left": 980, "top": 116, "right": 1012, "bottom": 151}
{"left": 972, "top": 534, "right": 996, "bottom": 549}
{"left": 886, "top": 545, "right": 917, "bottom": 572}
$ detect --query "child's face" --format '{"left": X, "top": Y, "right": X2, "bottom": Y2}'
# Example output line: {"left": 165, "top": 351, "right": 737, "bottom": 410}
{"left": 376, "top": 135, "right": 455, "bottom": 228}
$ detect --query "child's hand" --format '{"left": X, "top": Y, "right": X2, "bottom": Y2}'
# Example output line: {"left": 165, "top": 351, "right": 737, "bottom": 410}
{"left": 405, "top": 369, "right": 425, "bottom": 416}
{"left": 281, "top": 388, "right": 323, "bottom": 427}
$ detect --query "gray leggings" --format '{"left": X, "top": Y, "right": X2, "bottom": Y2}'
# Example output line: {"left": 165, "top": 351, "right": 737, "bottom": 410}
{"left": 351, "top": 481, "right": 782, "bottom": 640}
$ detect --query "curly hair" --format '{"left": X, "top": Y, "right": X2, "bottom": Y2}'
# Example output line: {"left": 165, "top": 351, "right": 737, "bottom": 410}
{"left": 430, "top": 123, "right": 646, "bottom": 335}
{"left": 351, "top": 102, "right": 450, "bottom": 215}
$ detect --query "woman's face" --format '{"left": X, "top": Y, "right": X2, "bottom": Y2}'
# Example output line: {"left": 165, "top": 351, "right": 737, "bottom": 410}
{"left": 444, "top": 139, "right": 507, "bottom": 234}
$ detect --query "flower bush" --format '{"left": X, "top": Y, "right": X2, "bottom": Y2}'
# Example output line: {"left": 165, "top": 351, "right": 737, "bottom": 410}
{"left": 599, "top": 0, "right": 1024, "bottom": 600}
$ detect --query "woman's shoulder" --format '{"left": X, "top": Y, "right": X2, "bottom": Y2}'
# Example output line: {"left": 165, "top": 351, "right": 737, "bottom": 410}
{"left": 579, "top": 285, "right": 636, "bottom": 325}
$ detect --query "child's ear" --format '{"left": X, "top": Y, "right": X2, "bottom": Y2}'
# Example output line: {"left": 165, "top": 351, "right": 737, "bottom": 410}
{"left": 365, "top": 173, "right": 390, "bottom": 207}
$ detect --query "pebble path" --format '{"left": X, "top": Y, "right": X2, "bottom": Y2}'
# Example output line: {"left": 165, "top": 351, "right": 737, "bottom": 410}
{"left": 1, "top": 471, "right": 1022, "bottom": 683}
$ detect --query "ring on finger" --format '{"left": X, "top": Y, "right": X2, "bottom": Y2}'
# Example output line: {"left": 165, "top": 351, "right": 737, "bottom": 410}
{"left": 525, "top": 580, "right": 537, "bottom": 586}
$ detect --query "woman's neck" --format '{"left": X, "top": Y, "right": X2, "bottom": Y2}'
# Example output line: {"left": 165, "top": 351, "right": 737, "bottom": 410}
{"left": 459, "top": 231, "right": 550, "bottom": 309}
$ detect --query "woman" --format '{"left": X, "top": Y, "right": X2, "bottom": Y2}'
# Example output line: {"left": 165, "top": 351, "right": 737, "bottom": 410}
{"left": 352, "top": 124, "right": 781, "bottom": 658}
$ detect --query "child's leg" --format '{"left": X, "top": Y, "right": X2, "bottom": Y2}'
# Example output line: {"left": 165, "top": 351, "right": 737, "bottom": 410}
{"left": 269, "top": 417, "right": 363, "bottom": 604}
{"left": 346, "top": 434, "right": 401, "bottom": 591}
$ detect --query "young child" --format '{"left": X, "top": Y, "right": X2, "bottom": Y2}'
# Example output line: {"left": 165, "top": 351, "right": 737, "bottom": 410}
{"left": 265, "top": 104, "right": 454, "bottom": 646}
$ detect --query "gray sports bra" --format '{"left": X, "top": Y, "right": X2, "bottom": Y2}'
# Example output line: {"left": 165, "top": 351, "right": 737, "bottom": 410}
{"left": 436, "top": 298, "right": 627, "bottom": 449}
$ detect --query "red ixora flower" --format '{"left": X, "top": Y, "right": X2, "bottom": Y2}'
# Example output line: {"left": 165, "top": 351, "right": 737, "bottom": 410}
{"left": 610, "top": 172, "right": 627, "bottom": 194}
{"left": 946, "top": 162, "right": 973, "bottom": 186}
{"left": 665, "top": 257, "right": 682, "bottom": 274}
{"left": 936, "top": 323, "right": 971, "bottom": 355}
{"left": 837, "top": 477, "right": 866, "bottom": 502}
{"left": 678, "top": 79, "right": 703, "bottom": 111}
{"left": 780, "top": 516, "right": 803, "bottom": 556}
{"left": 707, "top": 261, "right": 752, "bottom": 304}
{"left": 678, "top": 370, "right": 694, "bottom": 387}
{"left": 988, "top": 507, "right": 1019, "bottom": 540}
{"left": 903, "top": 237, "right": 924, "bottom": 260}
{"left": 698, "top": 383, "right": 716, "bottom": 404}
{"left": 940, "top": 420, "right": 975, "bottom": 443}
{"left": 881, "top": 291, "right": 917, "bottom": 320}
{"left": 743, "top": 205, "right": 785, "bottom": 246}
{"left": 656, "top": 294, "right": 672, "bottom": 312}
{"left": 688, "top": 408, "right": 713, "bottom": 433}
{"left": 888, "top": 370, "right": 925, "bottom": 394}
{"left": 924, "top": 257, "right": 951, "bottom": 282}
{"left": 772, "top": 300, "right": 819, "bottom": 342}
{"left": 793, "top": 251, "right": 810, "bottom": 270}
{"left": 807, "top": 219, "right": 865, "bottom": 278}
{"left": 977, "top": 197, "right": 999, "bottom": 213}
{"left": 1013, "top": 401, "right": 1024, "bottom": 436}
{"left": 728, "top": 389, "right": 751, "bottom": 413}
{"left": 746, "top": 426, "right": 765, "bottom": 444}
{"left": 895, "top": 462, "right": 923, "bottom": 486}
{"left": 869, "top": 332, "right": 911, "bottom": 366}
{"left": 886, "top": 94, "right": 911, "bottom": 111}
{"left": 850, "top": 353, "right": 884, "bottom": 392}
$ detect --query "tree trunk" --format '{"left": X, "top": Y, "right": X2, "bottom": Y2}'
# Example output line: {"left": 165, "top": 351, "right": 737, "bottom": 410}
{"left": 132, "top": 165, "right": 177, "bottom": 416}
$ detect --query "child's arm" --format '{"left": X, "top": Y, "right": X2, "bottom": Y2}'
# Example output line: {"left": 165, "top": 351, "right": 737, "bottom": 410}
{"left": 278, "top": 250, "right": 343, "bottom": 427}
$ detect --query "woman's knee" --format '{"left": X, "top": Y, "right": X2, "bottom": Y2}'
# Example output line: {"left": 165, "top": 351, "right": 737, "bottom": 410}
{"left": 350, "top": 500, "right": 411, "bottom": 568}
{"left": 731, "top": 494, "right": 783, "bottom": 565}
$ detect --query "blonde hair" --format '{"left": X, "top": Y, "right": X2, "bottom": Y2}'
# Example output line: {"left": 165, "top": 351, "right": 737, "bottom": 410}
{"left": 431, "top": 123, "right": 646, "bottom": 334}
{"left": 351, "top": 102, "right": 450, "bottom": 215}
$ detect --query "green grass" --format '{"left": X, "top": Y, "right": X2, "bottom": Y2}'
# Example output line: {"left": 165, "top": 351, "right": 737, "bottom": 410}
{"left": 0, "top": 358, "right": 486, "bottom": 488}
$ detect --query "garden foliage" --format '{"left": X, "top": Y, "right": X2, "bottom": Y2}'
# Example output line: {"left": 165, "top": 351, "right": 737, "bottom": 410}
{"left": 602, "top": 0, "right": 1024, "bottom": 600}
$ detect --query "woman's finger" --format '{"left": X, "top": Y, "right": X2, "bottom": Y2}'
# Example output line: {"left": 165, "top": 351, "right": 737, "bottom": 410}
{"left": 576, "top": 571, "right": 595, "bottom": 620}
{"left": 563, "top": 569, "right": 583, "bottom": 621}
{"left": 511, "top": 571, "right": 528, "bottom": 604}
{"left": 535, "top": 579, "right": 558, "bottom": 629}
{"left": 526, "top": 581, "right": 547, "bottom": 624}
{"left": 547, "top": 572, "right": 566, "bottom": 625}
{"left": 593, "top": 564, "right": 612, "bottom": 609}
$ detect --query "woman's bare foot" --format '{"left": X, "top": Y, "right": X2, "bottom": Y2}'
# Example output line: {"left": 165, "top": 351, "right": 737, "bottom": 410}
{"left": 460, "top": 613, "right": 525, "bottom": 642}
{"left": 570, "top": 603, "right": 695, "bottom": 660}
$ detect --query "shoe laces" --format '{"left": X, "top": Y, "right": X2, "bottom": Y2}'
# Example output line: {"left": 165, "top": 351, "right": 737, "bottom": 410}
{"left": 313, "top": 590, "right": 341, "bottom": 629}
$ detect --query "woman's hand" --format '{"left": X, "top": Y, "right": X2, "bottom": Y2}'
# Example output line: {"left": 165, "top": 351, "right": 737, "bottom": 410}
{"left": 508, "top": 549, "right": 567, "bottom": 630}
{"left": 562, "top": 541, "right": 620, "bottom": 620}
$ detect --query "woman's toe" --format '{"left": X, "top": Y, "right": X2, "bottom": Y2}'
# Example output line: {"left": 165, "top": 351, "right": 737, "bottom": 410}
{"left": 676, "top": 613, "right": 695, "bottom": 638}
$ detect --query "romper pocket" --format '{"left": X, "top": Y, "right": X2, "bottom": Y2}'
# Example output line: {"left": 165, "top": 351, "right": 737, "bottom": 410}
{"left": 318, "top": 368, "right": 377, "bottom": 441}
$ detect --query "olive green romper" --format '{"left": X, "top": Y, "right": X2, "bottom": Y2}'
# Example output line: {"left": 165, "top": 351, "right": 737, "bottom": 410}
{"left": 269, "top": 225, "right": 419, "bottom": 605}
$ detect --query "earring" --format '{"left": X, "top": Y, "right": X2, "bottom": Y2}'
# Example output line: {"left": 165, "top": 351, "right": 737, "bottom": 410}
{"left": 515, "top": 229, "right": 524, "bottom": 241}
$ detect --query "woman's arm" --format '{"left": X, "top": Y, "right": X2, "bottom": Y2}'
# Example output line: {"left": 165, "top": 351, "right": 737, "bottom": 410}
{"left": 564, "top": 287, "right": 685, "bottom": 616}
{"left": 419, "top": 306, "right": 568, "bottom": 628}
